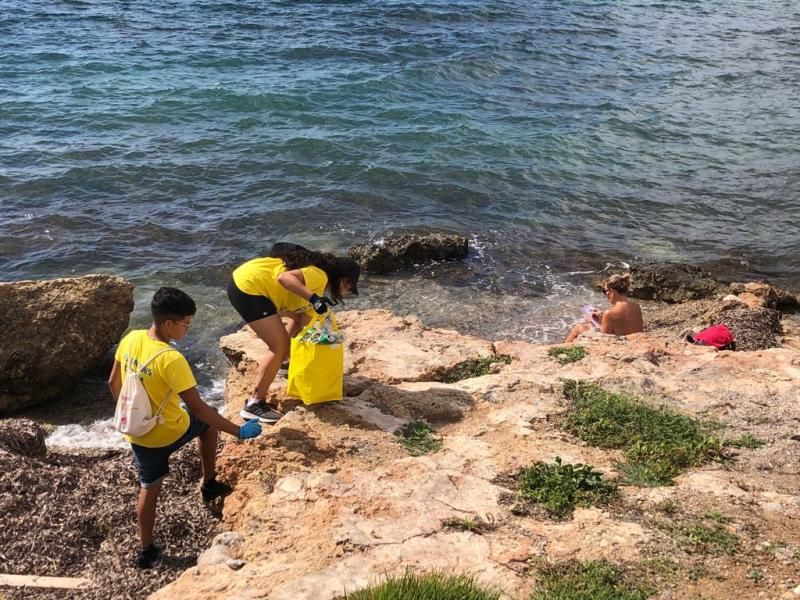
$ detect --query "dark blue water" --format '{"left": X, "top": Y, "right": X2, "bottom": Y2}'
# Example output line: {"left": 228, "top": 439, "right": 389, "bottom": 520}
{"left": 2, "top": 0, "right": 800, "bottom": 348}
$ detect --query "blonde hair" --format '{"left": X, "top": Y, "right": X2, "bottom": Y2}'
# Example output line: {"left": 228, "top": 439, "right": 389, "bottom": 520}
{"left": 604, "top": 273, "right": 632, "bottom": 295}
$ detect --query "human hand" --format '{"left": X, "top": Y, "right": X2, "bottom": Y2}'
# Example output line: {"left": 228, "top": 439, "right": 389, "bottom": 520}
{"left": 238, "top": 419, "right": 262, "bottom": 440}
{"left": 309, "top": 293, "right": 334, "bottom": 315}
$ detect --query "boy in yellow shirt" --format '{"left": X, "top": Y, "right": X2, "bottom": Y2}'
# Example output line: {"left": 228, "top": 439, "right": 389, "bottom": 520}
{"left": 108, "top": 287, "right": 262, "bottom": 568}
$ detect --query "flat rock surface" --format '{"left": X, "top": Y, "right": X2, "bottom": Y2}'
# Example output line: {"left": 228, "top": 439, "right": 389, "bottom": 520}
{"left": 155, "top": 308, "right": 800, "bottom": 600}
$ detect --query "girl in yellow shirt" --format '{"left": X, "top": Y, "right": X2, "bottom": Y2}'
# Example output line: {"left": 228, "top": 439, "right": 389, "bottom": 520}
{"left": 227, "top": 245, "right": 360, "bottom": 422}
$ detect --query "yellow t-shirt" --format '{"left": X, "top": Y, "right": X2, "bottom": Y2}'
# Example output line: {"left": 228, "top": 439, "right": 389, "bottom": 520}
{"left": 232, "top": 257, "right": 328, "bottom": 314}
{"left": 114, "top": 330, "right": 197, "bottom": 448}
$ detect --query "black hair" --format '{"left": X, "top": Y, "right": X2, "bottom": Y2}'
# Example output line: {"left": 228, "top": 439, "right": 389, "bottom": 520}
{"left": 151, "top": 287, "right": 197, "bottom": 322}
{"left": 280, "top": 247, "right": 356, "bottom": 304}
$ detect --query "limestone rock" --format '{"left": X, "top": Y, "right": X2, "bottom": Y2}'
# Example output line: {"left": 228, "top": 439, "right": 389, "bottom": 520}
{"left": 348, "top": 233, "right": 468, "bottom": 274}
{"left": 729, "top": 282, "right": 798, "bottom": 310}
{"left": 0, "top": 275, "right": 134, "bottom": 412}
{"left": 623, "top": 262, "right": 723, "bottom": 303}
{"left": 157, "top": 308, "right": 800, "bottom": 600}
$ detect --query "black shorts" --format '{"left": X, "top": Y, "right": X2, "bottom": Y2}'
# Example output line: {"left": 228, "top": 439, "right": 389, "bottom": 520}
{"left": 227, "top": 278, "right": 278, "bottom": 323}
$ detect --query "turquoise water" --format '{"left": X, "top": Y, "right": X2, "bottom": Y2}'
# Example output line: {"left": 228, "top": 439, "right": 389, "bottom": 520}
{"left": 2, "top": 0, "right": 800, "bottom": 362}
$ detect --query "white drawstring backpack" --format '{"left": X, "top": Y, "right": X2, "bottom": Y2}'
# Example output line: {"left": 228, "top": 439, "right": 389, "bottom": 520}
{"left": 113, "top": 347, "right": 176, "bottom": 437}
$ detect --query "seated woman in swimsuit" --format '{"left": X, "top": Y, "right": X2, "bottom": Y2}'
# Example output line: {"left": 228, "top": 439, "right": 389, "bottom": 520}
{"left": 564, "top": 273, "right": 644, "bottom": 343}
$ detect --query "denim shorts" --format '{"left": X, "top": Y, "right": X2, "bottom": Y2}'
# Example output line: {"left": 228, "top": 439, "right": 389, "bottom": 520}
{"left": 131, "top": 410, "right": 209, "bottom": 487}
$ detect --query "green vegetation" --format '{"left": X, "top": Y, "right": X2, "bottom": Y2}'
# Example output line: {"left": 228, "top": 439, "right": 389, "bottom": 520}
{"left": 703, "top": 511, "right": 731, "bottom": 524}
{"left": 676, "top": 521, "right": 738, "bottom": 555}
{"left": 344, "top": 572, "right": 500, "bottom": 600}
{"left": 653, "top": 499, "right": 680, "bottom": 515}
{"left": 725, "top": 433, "right": 766, "bottom": 449}
{"left": 747, "top": 569, "right": 763, "bottom": 583}
{"left": 517, "top": 457, "right": 618, "bottom": 518}
{"left": 548, "top": 345, "right": 587, "bottom": 365}
{"left": 443, "top": 515, "right": 497, "bottom": 534}
{"left": 438, "top": 354, "right": 513, "bottom": 383}
{"left": 562, "top": 381, "right": 726, "bottom": 486}
{"left": 396, "top": 421, "right": 443, "bottom": 456}
{"left": 531, "top": 561, "right": 651, "bottom": 600}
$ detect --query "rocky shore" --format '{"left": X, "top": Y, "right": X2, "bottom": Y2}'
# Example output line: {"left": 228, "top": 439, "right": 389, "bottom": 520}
{"left": 1, "top": 266, "right": 799, "bottom": 599}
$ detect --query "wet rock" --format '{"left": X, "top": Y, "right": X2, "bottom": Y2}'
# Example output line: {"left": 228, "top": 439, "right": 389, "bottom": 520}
{"left": 625, "top": 263, "right": 723, "bottom": 303}
{"left": 348, "top": 233, "right": 469, "bottom": 274}
{"left": 0, "top": 275, "right": 134, "bottom": 413}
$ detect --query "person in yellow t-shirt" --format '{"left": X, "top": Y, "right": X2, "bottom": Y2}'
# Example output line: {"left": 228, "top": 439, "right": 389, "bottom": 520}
{"left": 227, "top": 244, "right": 361, "bottom": 423}
{"left": 108, "top": 287, "right": 263, "bottom": 569}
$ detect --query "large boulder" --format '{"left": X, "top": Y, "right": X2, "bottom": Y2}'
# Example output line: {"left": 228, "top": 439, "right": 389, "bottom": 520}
{"left": 625, "top": 263, "right": 723, "bottom": 303}
{"left": 348, "top": 233, "right": 469, "bottom": 274}
{"left": 0, "top": 275, "right": 134, "bottom": 413}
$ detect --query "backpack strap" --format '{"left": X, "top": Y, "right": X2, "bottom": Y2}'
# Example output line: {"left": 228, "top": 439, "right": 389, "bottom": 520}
{"left": 137, "top": 347, "right": 176, "bottom": 374}
{"left": 137, "top": 347, "right": 178, "bottom": 421}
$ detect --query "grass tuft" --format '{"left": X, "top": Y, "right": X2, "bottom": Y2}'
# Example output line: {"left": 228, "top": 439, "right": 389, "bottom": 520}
{"left": 548, "top": 346, "right": 587, "bottom": 365}
{"left": 343, "top": 571, "right": 500, "bottom": 600}
{"left": 562, "top": 381, "right": 726, "bottom": 486}
{"left": 396, "top": 421, "right": 443, "bottom": 456}
{"left": 443, "top": 515, "right": 497, "bottom": 534}
{"left": 531, "top": 561, "right": 651, "bottom": 600}
{"left": 438, "top": 355, "right": 513, "bottom": 383}
{"left": 725, "top": 433, "right": 766, "bottom": 449}
{"left": 676, "top": 521, "right": 738, "bottom": 555}
{"left": 517, "top": 457, "right": 618, "bottom": 518}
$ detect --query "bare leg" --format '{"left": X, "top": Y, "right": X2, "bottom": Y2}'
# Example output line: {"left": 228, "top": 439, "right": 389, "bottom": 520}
{"left": 564, "top": 322, "right": 592, "bottom": 344}
{"left": 247, "top": 314, "right": 290, "bottom": 399}
{"left": 198, "top": 426, "right": 218, "bottom": 481}
{"left": 137, "top": 479, "right": 163, "bottom": 548}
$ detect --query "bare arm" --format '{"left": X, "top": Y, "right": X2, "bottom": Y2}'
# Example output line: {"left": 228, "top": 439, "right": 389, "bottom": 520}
{"left": 108, "top": 360, "right": 122, "bottom": 400}
{"left": 179, "top": 387, "right": 241, "bottom": 438}
{"left": 276, "top": 269, "right": 312, "bottom": 300}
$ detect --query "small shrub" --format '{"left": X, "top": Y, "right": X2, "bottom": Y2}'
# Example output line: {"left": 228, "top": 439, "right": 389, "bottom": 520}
{"left": 562, "top": 381, "right": 726, "bottom": 485}
{"left": 653, "top": 499, "right": 680, "bottom": 515}
{"left": 747, "top": 569, "right": 763, "bottom": 583}
{"left": 443, "top": 515, "right": 497, "bottom": 534}
{"left": 677, "top": 522, "right": 738, "bottom": 555}
{"left": 548, "top": 346, "right": 587, "bottom": 365}
{"left": 396, "top": 421, "right": 442, "bottom": 456}
{"left": 726, "top": 433, "right": 766, "bottom": 449}
{"left": 703, "top": 511, "right": 731, "bottom": 524}
{"left": 517, "top": 457, "right": 618, "bottom": 518}
{"left": 438, "top": 355, "right": 512, "bottom": 383}
{"left": 344, "top": 571, "right": 500, "bottom": 600}
{"left": 531, "top": 561, "right": 651, "bottom": 600}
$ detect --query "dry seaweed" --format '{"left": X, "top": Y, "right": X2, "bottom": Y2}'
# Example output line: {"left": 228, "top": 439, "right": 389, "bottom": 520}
{"left": 0, "top": 420, "right": 221, "bottom": 600}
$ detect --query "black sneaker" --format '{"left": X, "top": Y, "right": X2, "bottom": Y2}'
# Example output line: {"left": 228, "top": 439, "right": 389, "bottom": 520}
{"left": 201, "top": 478, "right": 233, "bottom": 503}
{"left": 136, "top": 543, "right": 162, "bottom": 569}
{"left": 239, "top": 400, "right": 283, "bottom": 423}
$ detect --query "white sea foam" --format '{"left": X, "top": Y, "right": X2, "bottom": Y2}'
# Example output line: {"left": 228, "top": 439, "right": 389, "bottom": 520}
{"left": 47, "top": 420, "right": 127, "bottom": 450}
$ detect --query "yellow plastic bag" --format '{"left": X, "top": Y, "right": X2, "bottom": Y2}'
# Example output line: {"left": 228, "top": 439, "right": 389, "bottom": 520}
{"left": 286, "top": 311, "right": 343, "bottom": 405}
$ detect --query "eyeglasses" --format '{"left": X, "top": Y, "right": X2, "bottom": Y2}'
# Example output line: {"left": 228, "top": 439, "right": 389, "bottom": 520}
{"left": 173, "top": 320, "right": 192, "bottom": 329}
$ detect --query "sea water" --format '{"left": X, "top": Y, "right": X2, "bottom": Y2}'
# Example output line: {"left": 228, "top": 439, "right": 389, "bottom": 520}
{"left": 1, "top": 0, "right": 798, "bottom": 444}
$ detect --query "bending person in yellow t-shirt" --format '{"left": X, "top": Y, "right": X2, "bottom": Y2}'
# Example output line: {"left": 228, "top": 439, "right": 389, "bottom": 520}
{"left": 227, "top": 245, "right": 361, "bottom": 423}
{"left": 108, "top": 287, "right": 263, "bottom": 569}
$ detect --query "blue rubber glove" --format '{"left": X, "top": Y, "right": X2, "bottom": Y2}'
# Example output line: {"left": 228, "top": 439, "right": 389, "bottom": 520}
{"left": 238, "top": 419, "right": 262, "bottom": 440}
{"left": 309, "top": 293, "right": 335, "bottom": 315}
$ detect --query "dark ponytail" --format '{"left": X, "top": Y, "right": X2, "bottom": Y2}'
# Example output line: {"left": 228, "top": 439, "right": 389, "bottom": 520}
{"left": 282, "top": 248, "right": 345, "bottom": 303}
